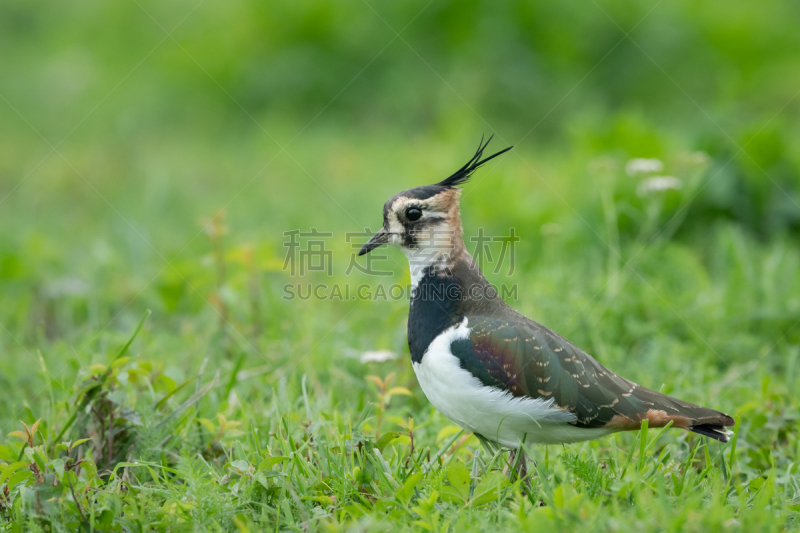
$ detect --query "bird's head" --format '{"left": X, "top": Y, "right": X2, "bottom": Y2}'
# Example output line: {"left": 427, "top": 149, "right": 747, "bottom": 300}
{"left": 359, "top": 137, "right": 511, "bottom": 278}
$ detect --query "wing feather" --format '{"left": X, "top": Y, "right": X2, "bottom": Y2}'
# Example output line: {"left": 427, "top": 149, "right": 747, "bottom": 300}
{"left": 449, "top": 315, "right": 734, "bottom": 436}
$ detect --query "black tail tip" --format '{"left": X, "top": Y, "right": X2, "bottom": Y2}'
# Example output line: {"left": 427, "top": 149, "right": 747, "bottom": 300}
{"left": 690, "top": 423, "right": 733, "bottom": 442}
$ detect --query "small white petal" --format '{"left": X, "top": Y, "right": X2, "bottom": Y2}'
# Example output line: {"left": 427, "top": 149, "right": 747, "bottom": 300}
{"left": 637, "top": 176, "right": 683, "bottom": 196}
{"left": 44, "top": 277, "right": 89, "bottom": 297}
{"left": 360, "top": 350, "right": 398, "bottom": 363}
{"left": 626, "top": 158, "right": 664, "bottom": 176}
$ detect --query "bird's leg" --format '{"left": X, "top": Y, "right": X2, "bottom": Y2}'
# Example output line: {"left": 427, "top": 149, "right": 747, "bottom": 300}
{"left": 503, "top": 449, "right": 513, "bottom": 478}
{"left": 515, "top": 448, "right": 529, "bottom": 485}
{"left": 469, "top": 447, "right": 481, "bottom": 500}
{"left": 506, "top": 447, "right": 531, "bottom": 491}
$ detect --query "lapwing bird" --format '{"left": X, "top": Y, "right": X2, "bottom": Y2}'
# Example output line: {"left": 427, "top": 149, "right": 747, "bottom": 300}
{"left": 359, "top": 137, "right": 734, "bottom": 477}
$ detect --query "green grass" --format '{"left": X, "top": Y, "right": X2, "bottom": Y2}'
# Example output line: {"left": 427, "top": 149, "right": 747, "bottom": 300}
{"left": 3, "top": 0, "right": 800, "bottom": 529}
{"left": 1, "top": 132, "right": 799, "bottom": 532}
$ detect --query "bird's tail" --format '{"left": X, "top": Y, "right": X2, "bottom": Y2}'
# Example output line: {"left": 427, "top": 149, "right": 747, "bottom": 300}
{"left": 689, "top": 422, "right": 734, "bottom": 441}
{"left": 627, "top": 387, "right": 735, "bottom": 442}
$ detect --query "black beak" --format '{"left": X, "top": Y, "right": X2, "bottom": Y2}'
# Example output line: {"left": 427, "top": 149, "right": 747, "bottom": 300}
{"left": 358, "top": 228, "right": 389, "bottom": 256}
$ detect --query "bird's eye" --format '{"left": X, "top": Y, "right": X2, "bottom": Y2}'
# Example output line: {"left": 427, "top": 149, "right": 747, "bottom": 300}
{"left": 406, "top": 207, "right": 422, "bottom": 221}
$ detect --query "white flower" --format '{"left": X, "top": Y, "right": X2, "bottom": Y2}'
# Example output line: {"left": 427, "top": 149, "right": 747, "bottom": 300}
{"left": 360, "top": 350, "right": 398, "bottom": 364}
{"left": 44, "top": 277, "right": 89, "bottom": 297}
{"left": 626, "top": 158, "right": 664, "bottom": 176}
{"left": 637, "top": 176, "right": 683, "bottom": 196}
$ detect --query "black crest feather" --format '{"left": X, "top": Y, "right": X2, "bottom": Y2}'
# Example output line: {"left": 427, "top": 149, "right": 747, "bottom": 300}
{"left": 436, "top": 135, "right": 512, "bottom": 188}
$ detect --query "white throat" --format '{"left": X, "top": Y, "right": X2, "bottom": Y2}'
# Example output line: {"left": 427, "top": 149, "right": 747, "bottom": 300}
{"left": 400, "top": 245, "right": 452, "bottom": 290}
{"left": 385, "top": 206, "right": 460, "bottom": 291}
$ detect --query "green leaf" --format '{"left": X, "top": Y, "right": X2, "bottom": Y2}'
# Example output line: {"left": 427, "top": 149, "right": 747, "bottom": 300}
{"left": 445, "top": 461, "right": 471, "bottom": 503}
{"left": 305, "top": 495, "right": 334, "bottom": 505}
{"left": 48, "top": 458, "right": 66, "bottom": 478}
{"left": 69, "top": 438, "right": 91, "bottom": 451}
{"left": 87, "top": 364, "right": 108, "bottom": 375}
{"left": 110, "top": 356, "right": 132, "bottom": 369}
{"left": 396, "top": 472, "right": 424, "bottom": 505}
{"left": 229, "top": 460, "right": 251, "bottom": 473}
{"left": 0, "top": 462, "right": 28, "bottom": 485}
{"left": 440, "top": 484, "right": 463, "bottom": 503}
{"left": 98, "top": 509, "right": 115, "bottom": 528}
{"left": 257, "top": 456, "right": 289, "bottom": 471}
{"left": 470, "top": 472, "right": 508, "bottom": 506}
{"left": 256, "top": 471, "right": 286, "bottom": 488}
{"left": 27, "top": 446, "right": 47, "bottom": 473}
{"left": 23, "top": 447, "right": 35, "bottom": 464}
{"left": 554, "top": 485, "right": 565, "bottom": 508}
{"left": 7, "top": 431, "right": 28, "bottom": 442}
{"left": 6, "top": 469, "right": 32, "bottom": 490}
{"left": 81, "top": 459, "right": 98, "bottom": 482}
{"left": 376, "top": 431, "right": 403, "bottom": 451}
{"left": 0, "top": 445, "right": 14, "bottom": 462}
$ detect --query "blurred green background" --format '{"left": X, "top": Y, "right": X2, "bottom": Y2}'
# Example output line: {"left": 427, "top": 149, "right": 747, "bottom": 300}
{"left": 1, "top": 0, "right": 800, "bottom": 525}
{"left": 3, "top": 0, "right": 800, "bottom": 416}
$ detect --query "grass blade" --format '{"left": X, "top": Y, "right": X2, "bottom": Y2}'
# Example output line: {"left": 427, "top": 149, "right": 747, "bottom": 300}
{"left": 112, "top": 310, "right": 151, "bottom": 363}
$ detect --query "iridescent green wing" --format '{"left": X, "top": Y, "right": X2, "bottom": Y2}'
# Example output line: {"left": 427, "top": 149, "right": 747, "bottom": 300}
{"left": 449, "top": 315, "right": 718, "bottom": 429}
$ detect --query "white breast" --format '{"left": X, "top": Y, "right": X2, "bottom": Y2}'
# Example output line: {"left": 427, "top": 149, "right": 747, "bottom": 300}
{"left": 412, "top": 318, "right": 614, "bottom": 446}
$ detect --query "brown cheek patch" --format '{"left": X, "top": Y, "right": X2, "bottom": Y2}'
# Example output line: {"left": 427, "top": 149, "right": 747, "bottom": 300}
{"left": 426, "top": 189, "right": 459, "bottom": 211}
{"left": 392, "top": 190, "right": 460, "bottom": 225}
{"left": 429, "top": 190, "right": 464, "bottom": 249}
